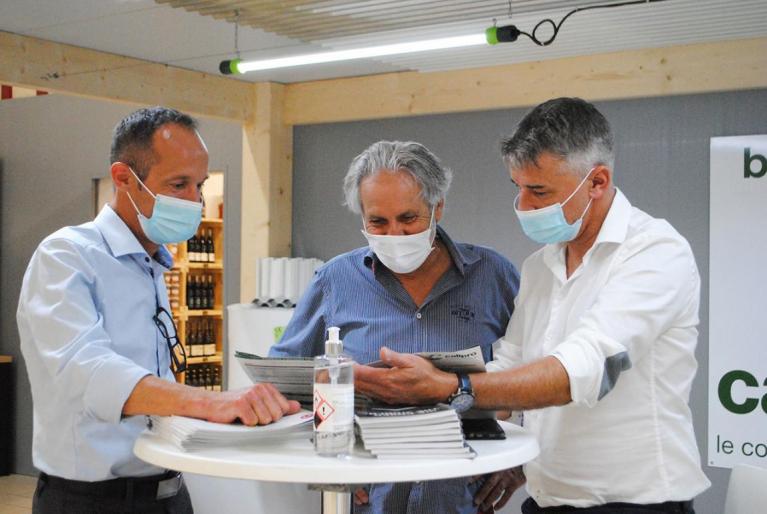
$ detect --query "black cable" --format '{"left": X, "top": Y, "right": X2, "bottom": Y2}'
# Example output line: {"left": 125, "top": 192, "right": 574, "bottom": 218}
{"left": 516, "top": 0, "right": 669, "bottom": 47}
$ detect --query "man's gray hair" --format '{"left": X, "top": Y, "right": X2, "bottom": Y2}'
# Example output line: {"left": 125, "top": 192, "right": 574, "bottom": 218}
{"left": 501, "top": 97, "right": 615, "bottom": 177}
{"left": 343, "top": 141, "right": 453, "bottom": 214}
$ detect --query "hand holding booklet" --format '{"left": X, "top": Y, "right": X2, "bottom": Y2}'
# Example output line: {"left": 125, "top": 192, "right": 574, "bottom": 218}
{"left": 366, "top": 345, "right": 487, "bottom": 373}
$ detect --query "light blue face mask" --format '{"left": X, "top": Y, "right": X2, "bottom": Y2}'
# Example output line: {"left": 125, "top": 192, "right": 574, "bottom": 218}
{"left": 126, "top": 168, "right": 203, "bottom": 244}
{"left": 514, "top": 169, "right": 594, "bottom": 244}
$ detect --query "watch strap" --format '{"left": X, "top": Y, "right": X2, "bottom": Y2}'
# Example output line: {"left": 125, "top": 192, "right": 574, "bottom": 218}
{"left": 456, "top": 373, "right": 472, "bottom": 395}
{"left": 449, "top": 373, "right": 473, "bottom": 402}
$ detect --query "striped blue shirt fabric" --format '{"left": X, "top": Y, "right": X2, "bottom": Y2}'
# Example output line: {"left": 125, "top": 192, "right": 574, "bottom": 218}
{"left": 270, "top": 225, "right": 520, "bottom": 514}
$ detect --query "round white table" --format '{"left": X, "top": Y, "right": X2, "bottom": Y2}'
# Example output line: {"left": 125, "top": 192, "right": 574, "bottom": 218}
{"left": 135, "top": 422, "right": 539, "bottom": 514}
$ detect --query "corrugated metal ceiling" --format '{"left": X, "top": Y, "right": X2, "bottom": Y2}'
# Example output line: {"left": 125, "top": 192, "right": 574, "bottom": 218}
{"left": 158, "top": 1, "right": 600, "bottom": 40}
{"left": 156, "top": 0, "right": 767, "bottom": 75}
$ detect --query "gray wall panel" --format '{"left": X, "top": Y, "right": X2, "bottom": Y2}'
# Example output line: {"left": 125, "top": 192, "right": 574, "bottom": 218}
{"left": 292, "top": 89, "right": 767, "bottom": 514}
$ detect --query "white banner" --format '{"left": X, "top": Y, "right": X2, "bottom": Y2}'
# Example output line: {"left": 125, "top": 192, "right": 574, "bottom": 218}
{"left": 708, "top": 135, "right": 767, "bottom": 468}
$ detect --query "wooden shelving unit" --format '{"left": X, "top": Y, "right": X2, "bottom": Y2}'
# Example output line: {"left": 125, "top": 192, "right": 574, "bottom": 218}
{"left": 164, "top": 218, "right": 223, "bottom": 391}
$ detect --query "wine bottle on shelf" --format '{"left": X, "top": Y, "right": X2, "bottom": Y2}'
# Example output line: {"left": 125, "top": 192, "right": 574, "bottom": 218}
{"left": 202, "top": 275, "right": 209, "bottom": 310}
{"left": 187, "top": 276, "right": 195, "bottom": 310}
{"left": 189, "top": 234, "right": 197, "bottom": 262}
{"left": 185, "top": 367, "right": 195, "bottom": 387}
{"left": 202, "top": 274, "right": 209, "bottom": 309}
{"left": 186, "top": 275, "right": 193, "bottom": 308}
{"left": 213, "top": 366, "right": 222, "bottom": 392}
{"left": 204, "top": 366, "right": 214, "bottom": 391}
{"left": 191, "top": 276, "right": 200, "bottom": 310}
{"left": 199, "top": 275, "right": 206, "bottom": 309}
{"left": 186, "top": 320, "right": 194, "bottom": 357}
{"left": 194, "top": 320, "right": 205, "bottom": 357}
{"left": 200, "top": 276, "right": 207, "bottom": 310}
{"left": 188, "top": 320, "right": 197, "bottom": 357}
{"left": 192, "top": 235, "right": 198, "bottom": 262}
{"left": 198, "top": 320, "right": 206, "bottom": 356}
{"left": 204, "top": 319, "right": 216, "bottom": 356}
{"left": 186, "top": 236, "right": 194, "bottom": 262}
{"left": 187, "top": 320, "right": 194, "bottom": 357}
{"left": 206, "top": 228, "right": 215, "bottom": 263}
{"left": 194, "top": 232, "right": 203, "bottom": 262}
{"left": 208, "top": 274, "right": 215, "bottom": 309}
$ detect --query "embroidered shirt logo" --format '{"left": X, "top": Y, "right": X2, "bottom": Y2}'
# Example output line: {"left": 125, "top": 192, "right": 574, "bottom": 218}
{"left": 450, "top": 305, "right": 476, "bottom": 323}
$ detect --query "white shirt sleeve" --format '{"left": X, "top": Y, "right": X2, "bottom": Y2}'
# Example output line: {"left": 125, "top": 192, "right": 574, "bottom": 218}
{"left": 18, "top": 238, "right": 152, "bottom": 424}
{"left": 487, "top": 298, "right": 524, "bottom": 372}
{"left": 551, "top": 230, "right": 700, "bottom": 407}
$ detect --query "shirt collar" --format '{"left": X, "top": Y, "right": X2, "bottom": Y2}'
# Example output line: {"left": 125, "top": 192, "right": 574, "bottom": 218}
{"left": 541, "top": 188, "right": 631, "bottom": 272}
{"left": 363, "top": 225, "right": 480, "bottom": 276}
{"left": 93, "top": 205, "right": 174, "bottom": 269}
{"left": 592, "top": 188, "right": 631, "bottom": 246}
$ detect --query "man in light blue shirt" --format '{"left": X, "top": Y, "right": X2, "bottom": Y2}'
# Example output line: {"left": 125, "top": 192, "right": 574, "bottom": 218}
{"left": 17, "top": 107, "right": 299, "bottom": 514}
{"left": 271, "top": 141, "right": 521, "bottom": 514}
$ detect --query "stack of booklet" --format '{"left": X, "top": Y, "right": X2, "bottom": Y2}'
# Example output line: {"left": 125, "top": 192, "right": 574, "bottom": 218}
{"left": 355, "top": 405, "right": 476, "bottom": 459}
{"left": 149, "top": 410, "right": 313, "bottom": 451}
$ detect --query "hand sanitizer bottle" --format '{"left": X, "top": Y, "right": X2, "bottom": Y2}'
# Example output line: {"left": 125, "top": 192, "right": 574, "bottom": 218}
{"left": 313, "top": 327, "right": 354, "bottom": 457}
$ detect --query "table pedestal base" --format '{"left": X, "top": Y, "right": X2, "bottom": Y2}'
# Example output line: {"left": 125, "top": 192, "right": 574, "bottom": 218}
{"left": 322, "top": 490, "right": 351, "bottom": 514}
{"left": 310, "top": 484, "right": 352, "bottom": 514}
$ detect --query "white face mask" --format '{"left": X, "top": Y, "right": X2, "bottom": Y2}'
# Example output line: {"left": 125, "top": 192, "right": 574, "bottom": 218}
{"left": 361, "top": 207, "right": 436, "bottom": 274}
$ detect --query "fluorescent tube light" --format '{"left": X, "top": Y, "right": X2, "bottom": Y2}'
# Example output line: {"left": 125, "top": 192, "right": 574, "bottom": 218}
{"left": 220, "top": 34, "right": 486, "bottom": 74}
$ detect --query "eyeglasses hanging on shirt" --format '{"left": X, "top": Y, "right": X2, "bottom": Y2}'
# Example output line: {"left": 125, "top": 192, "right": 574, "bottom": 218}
{"left": 153, "top": 306, "right": 187, "bottom": 374}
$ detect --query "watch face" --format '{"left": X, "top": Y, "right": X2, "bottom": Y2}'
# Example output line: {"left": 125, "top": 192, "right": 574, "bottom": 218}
{"left": 451, "top": 393, "right": 474, "bottom": 413}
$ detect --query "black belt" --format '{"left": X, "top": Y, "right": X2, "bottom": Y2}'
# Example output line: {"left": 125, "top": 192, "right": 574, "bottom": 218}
{"left": 39, "top": 470, "right": 183, "bottom": 501}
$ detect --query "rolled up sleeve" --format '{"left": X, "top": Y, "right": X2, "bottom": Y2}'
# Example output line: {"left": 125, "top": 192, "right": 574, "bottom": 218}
{"left": 551, "top": 232, "right": 699, "bottom": 407}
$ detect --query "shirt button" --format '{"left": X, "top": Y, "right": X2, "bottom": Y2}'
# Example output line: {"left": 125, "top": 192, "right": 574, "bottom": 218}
{"left": 145, "top": 257, "right": 150, "bottom": 262}
{"left": 416, "top": 313, "right": 422, "bottom": 319}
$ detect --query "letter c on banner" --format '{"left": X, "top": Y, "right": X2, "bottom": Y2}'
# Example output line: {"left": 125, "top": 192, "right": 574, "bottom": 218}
{"left": 718, "top": 370, "right": 759, "bottom": 414}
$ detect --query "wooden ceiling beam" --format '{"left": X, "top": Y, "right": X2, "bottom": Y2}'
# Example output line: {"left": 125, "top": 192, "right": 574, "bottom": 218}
{"left": 0, "top": 31, "right": 255, "bottom": 122}
{"left": 283, "top": 37, "right": 767, "bottom": 125}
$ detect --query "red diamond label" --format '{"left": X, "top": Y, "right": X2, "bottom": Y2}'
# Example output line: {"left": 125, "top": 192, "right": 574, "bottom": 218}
{"left": 313, "top": 390, "right": 335, "bottom": 427}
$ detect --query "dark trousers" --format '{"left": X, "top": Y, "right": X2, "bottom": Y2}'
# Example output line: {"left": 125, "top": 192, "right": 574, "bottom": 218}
{"left": 33, "top": 471, "right": 193, "bottom": 514}
{"left": 522, "top": 497, "right": 695, "bottom": 514}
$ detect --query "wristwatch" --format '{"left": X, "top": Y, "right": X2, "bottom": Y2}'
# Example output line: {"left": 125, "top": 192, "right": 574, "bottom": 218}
{"left": 447, "top": 373, "right": 475, "bottom": 413}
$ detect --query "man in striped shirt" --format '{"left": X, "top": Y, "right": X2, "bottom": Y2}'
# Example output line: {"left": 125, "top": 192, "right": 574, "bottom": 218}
{"left": 271, "top": 140, "right": 521, "bottom": 514}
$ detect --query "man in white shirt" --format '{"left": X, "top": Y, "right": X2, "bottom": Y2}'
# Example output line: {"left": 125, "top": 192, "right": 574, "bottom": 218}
{"left": 17, "top": 106, "right": 299, "bottom": 514}
{"left": 356, "top": 97, "right": 711, "bottom": 513}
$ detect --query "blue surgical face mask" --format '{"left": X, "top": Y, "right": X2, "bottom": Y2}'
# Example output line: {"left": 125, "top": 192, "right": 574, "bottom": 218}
{"left": 125, "top": 168, "right": 203, "bottom": 244}
{"left": 514, "top": 169, "right": 594, "bottom": 244}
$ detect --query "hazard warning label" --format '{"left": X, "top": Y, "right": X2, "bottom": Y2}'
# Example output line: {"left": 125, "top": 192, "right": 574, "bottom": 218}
{"left": 314, "top": 390, "right": 336, "bottom": 428}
